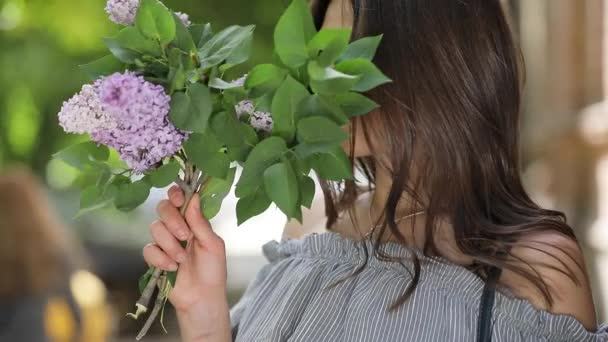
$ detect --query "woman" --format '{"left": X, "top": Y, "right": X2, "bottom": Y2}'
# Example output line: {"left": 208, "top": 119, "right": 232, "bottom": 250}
{"left": 0, "top": 166, "right": 112, "bottom": 342}
{"left": 143, "top": 0, "right": 608, "bottom": 341}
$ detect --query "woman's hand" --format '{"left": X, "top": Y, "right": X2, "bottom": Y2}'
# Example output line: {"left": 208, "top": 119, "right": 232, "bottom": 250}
{"left": 143, "top": 185, "right": 231, "bottom": 341}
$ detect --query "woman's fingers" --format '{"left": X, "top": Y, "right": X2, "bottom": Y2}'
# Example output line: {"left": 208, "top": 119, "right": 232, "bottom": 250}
{"left": 150, "top": 220, "right": 187, "bottom": 264}
{"left": 157, "top": 199, "right": 191, "bottom": 241}
{"left": 168, "top": 185, "right": 185, "bottom": 208}
{"left": 143, "top": 243, "right": 178, "bottom": 271}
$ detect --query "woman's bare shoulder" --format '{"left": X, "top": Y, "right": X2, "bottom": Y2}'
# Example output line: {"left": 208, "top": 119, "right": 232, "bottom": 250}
{"left": 500, "top": 231, "right": 598, "bottom": 331}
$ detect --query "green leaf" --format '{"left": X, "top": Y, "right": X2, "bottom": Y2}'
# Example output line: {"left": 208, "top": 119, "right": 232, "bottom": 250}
{"left": 335, "top": 92, "right": 379, "bottom": 117}
{"left": 338, "top": 35, "right": 383, "bottom": 62}
{"left": 54, "top": 142, "right": 109, "bottom": 170}
{"left": 274, "top": 0, "right": 317, "bottom": 68}
{"left": 271, "top": 76, "right": 310, "bottom": 142}
{"left": 114, "top": 26, "right": 162, "bottom": 56}
{"left": 308, "top": 60, "right": 360, "bottom": 94}
{"left": 103, "top": 38, "right": 139, "bottom": 64}
{"left": 296, "top": 94, "right": 349, "bottom": 125}
{"left": 198, "top": 25, "right": 255, "bottom": 69}
{"left": 200, "top": 167, "right": 236, "bottom": 219}
{"left": 235, "top": 136, "right": 288, "bottom": 198}
{"left": 307, "top": 146, "right": 353, "bottom": 180}
{"left": 145, "top": 160, "right": 180, "bottom": 187}
{"left": 308, "top": 29, "right": 352, "bottom": 67}
{"left": 245, "top": 64, "right": 288, "bottom": 98}
{"left": 297, "top": 116, "right": 349, "bottom": 146}
{"left": 167, "top": 48, "right": 188, "bottom": 92}
{"left": 114, "top": 179, "right": 151, "bottom": 211}
{"left": 299, "top": 175, "right": 315, "bottom": 209}
{"left": 77, "top": 185, "right": 112, "bottom": 217}
{"left": 135, "top": 0, "right": 176, "bottom": 44}
{"left": 225, "top": 34, "right": 253, "bottom": 66}
{"left": 138, "top": 268, "right": 155, "bottom": 294}
{"left": 210, "top": 112, "right": 259, "bottom": 162}
{"left": 172, "top": 13, "right": 197, "bottom": 53}
{"left": 189, "top": 23, "right": 213, "bottom": 48}
{"left": 184, "top": 132, "right": 231, "bottom": 179}
{"left": 335, "top": 58, "right": 391, "bottom": 92}
{"left": 236, "top": 187, "right": 272, "bottom": 225}
{"left": 169, "top": 83, "right": 212, "bottom": 132}
{"left": 264, "top": 161, "right": 299, "bottom": 217}
{"left": 79, "top": 55, "right": 125, "bottom": 80}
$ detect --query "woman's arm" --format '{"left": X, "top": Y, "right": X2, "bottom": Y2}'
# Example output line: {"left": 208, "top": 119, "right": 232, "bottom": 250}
{"left": 143, "top": 186, "right": 232, "bottom": 342}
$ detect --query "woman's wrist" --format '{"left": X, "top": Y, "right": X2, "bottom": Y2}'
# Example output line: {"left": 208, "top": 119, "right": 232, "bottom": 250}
{"left": 176, "top": 295, "right": 232, "bottom": 342}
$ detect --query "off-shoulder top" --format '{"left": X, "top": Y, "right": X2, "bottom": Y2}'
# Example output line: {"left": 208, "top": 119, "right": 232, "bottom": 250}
{"left": 229, "top": 231, "right": 608, "bottom": 341}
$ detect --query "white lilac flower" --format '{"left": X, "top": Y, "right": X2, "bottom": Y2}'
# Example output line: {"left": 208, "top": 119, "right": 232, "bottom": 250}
{"left": 175, "top": 12, "right": 191, "bottom": 26}
{"left": 105, "top": 0, "right": 140, "bottom": 26}
{"left": 58, "top": 80, "right": 117, "bottom": 135}
{"left": 106, "top": 0, "right": 192, "bottom": 26}
{"left": 234, "top": 99, "right": 273, "bottom": 134}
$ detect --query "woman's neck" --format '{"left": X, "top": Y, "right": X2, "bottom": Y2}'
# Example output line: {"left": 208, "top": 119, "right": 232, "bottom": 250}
{"left": 330, "top": 166, "right": 474, "bottom": 265}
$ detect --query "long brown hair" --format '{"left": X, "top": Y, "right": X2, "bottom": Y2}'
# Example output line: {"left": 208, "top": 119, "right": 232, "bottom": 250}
{"left": 0, "top": 166, "right": 86, "bottom": 297}
{"left": 311, "top": 0, "right": 579, "bottom": 308}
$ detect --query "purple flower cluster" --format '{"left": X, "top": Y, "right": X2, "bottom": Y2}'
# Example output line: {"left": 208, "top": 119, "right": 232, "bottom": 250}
{"left": 105, "top": 0, "right": 192, "bottom": 26}
{"left": 59, "top": 72, "right": 188, "bottom": 173}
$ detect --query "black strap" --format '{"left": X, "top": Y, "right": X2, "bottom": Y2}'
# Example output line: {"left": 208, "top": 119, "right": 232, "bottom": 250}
{"left": 476, "top": 267, "right": 502, "bottom": 342}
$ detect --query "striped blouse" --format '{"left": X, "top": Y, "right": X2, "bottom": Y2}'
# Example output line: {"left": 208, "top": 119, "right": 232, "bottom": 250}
{"left": 230, "top": 232, "right": 608, "bottom": 341}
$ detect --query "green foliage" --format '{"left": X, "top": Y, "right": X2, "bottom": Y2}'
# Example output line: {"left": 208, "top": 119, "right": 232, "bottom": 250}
{"left": 236, "top": 187, "right": 271, "bottom": 225}
{"left": 299, "top": 175, "right": 315, "bottom": 209}
{"left": 263, "top": 161, "right": 299, "bottom": 217}
{"left": 200, "top": 167, "right": 236, "bottom": 219}
{"left": 44, "top": 0, "right": 390, "bottom": 227}
{"left": 184, "top": 132, "right": 231, "bottom": 179}
{"left": 338, "top": 35, "right": 383, "bottom": 62}
{"left": 306, "top": 146, "right": 354, "bottom": 181}
{"left": 79, "top": 55, "right": 125, "bottom": 80}
{"left": 245, "top": 64, "right": 287, "bottom": 98}
{"left": 273, "top": 0, "right": 317, "bottom": 68}
{"left": 307, "top": 29, "right": 351, "bottom": 67}
{"left": 136, "top": 0, "right": 177, "bottom": 45}
{"left": 169, "top": 83, "right": 213, "bottom": 132}
{"left": 335, "top": 92, "right": 379, "bottom": 117}
{"left": 271, "top": 76, "right": 309, "bottom": 142}
{"left": 308, "top": 61, "right": 360, "bottom": 94}
{"left": 335, "top": 58, "right": 391, "bottom": 92}
{"left": 198, "top": 25, "right": 255, "bottom": 69}
{"left": 54, "top": 141, "right": 110, "bottom": 170}
{"left": 235, "top": 136, "right": 287, "bottom": 198}
{"left": 139, "top": 268, "right": 155, "bottom": 294}
{"left": 145, "top": 160, "right": 181, "bottom": 187}
{"left": 114, "top": 179, "right": 152, "bottom": 211}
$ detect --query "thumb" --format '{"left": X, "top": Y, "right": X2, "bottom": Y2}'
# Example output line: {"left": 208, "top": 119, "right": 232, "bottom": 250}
{"left": 185, "top": 193, "right": 215, "bottom": 243}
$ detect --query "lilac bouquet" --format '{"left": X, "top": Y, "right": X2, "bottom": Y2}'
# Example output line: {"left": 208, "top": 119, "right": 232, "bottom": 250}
{"left": 55, "top": 0, "right": 389, "bottom": 338}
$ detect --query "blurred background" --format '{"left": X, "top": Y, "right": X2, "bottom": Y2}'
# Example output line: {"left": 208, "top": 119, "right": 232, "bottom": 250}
{"left": 0, "top": 0, "right": 607, "bottom": 341}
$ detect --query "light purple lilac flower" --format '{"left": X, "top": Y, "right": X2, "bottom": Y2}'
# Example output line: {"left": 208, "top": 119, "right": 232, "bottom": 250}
{"left": 95, "top": 71, "right": 188, "bottom": 172}
{"left": 235, "top": 99, "right": 273, "bottom": 134}
{"left": 106, "top": 0, "right": 192, "bottom": 26}
{"left": 58, "top": 71, "right": 188, "bottom": 173}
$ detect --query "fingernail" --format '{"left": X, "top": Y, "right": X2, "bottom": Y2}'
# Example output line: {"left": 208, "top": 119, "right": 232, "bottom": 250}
{"left": 168, "top": 263, "right": 178, "bottom": 271}
{"left": 176, "top": 253, "right": 187, "bottom": 263}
